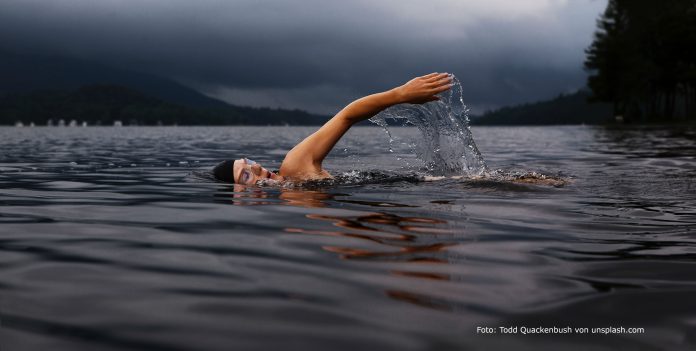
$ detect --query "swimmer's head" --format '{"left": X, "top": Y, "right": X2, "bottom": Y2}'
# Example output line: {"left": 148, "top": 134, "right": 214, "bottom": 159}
{"left": 212, "top": 158, "right": 282, "bottom": 185}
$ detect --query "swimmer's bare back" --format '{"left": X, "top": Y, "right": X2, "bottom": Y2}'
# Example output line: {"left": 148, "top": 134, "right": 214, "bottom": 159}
{"left": 278, "top": 73, "right": 454, "bottom": 181}
{"left": 424, "top": 174, "right": 570, "bottom": 187}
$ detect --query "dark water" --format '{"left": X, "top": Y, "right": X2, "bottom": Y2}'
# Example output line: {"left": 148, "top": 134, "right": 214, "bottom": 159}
{"left": 1, "top": 125, "right": 695, "bottom": 351}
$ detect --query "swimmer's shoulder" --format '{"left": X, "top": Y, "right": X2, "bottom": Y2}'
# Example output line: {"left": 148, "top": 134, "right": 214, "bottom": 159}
{"left": 279, "top": 149, "right": 332, "bottom": 181}
{"left": 279, "top": 167, "right": 332, "bottom": 181}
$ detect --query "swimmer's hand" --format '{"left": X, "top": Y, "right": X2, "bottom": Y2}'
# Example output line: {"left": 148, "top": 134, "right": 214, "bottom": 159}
{"left": 393, "top": 73, "right": 453, "bottom": 104}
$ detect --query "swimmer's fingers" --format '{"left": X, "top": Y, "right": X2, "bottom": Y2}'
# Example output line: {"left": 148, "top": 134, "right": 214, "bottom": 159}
{"left": 426, "top": 75, "right": 453, "bottom": 88}
{"left": 424, "top": 72, "right": 451, "bottom": 83}
{"left": 421, "top": 78, "right": 452, "bottom": 101}
{"left": 420, "top": 72, "right": 441, "bottom": 79}
{"left": 430, "top": 82, "right": 453, "bottom": 94}
{"left": 397, "top": 73, "right": 452, "bottom": 104}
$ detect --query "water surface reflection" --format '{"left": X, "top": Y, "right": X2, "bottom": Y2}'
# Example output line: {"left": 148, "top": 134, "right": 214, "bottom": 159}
{"left": 1, "top": 126, "right": 695, "bottom": 351}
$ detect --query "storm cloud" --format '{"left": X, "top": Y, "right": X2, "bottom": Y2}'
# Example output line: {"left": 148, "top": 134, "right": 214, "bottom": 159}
{"left": 0, "top": 0, "right": 607, "bottom": 114}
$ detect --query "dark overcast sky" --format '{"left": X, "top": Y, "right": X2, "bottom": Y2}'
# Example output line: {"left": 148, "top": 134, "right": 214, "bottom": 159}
{"left": 0, "top": 0, "right": 607, "bottom": 114}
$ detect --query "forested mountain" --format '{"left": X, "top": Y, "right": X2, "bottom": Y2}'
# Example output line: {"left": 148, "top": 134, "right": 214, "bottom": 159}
{"left": 0, "top": 53, "right": 329, "bottom": 125}
{"left": 0, "top": 52, "right": 229, "bottom": 108}
{"left": 0, "top": 85, "right": 329, "bottom": 126}
{"left": 472, "top": 90, "right": 612, "bottom": 125}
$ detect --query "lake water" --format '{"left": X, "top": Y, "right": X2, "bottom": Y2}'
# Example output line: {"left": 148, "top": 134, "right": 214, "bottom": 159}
{"left": 1, "top": 125, "right": 695, "bottom": 351}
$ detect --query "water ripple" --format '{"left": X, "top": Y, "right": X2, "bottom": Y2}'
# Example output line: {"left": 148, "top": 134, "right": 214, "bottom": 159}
{"left": 1, "top": 126, "right": 695, "bottom": 350}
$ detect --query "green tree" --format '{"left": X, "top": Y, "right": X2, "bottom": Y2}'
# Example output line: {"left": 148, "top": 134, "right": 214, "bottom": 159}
{"left": 585, "top": 0, "right": 696, "bottom": 122}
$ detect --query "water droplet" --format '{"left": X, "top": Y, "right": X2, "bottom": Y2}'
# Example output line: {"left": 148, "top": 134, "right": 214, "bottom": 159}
{"left": 367, "top": 73, "right": 486, "bottom": 176}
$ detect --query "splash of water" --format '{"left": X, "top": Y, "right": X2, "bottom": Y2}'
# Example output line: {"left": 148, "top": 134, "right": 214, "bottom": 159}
{"left": 369, "top": 75, "right": 486, "bottom": 176}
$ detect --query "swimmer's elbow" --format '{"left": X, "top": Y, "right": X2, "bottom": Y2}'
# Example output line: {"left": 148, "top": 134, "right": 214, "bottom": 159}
{"left": 334, "top": 109, "right": 362, "bottom": 126}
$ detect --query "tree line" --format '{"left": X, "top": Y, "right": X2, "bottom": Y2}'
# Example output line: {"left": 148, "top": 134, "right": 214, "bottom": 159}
{"left": 0, "top": 85, "right": 328, "bottom": 126}
{"left": 585, "top": 0, "right": 696, "bottom": 122}
{"left": 474, "top": 90, "right": 612, "bottom": 125}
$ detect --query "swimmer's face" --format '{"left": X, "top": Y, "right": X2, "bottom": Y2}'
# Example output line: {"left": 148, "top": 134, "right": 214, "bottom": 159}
{"left": 233, "top": 158, "right": 282, "bottom": 185}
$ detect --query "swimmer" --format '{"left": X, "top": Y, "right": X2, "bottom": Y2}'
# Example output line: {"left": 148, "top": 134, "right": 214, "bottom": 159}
{"left": 213, "top": 73, "right": 454, "bottom": 184}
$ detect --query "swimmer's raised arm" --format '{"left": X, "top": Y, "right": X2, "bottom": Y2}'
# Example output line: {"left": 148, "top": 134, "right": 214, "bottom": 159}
{"left": 279, "top": 73, "right": 453, "bottom": 180}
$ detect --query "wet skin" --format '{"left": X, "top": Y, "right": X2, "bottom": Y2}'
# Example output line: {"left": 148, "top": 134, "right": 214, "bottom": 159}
{"left": 232, "top": 73, "right": 454, "bottom": 185}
